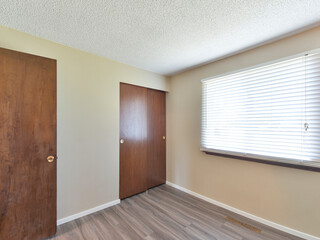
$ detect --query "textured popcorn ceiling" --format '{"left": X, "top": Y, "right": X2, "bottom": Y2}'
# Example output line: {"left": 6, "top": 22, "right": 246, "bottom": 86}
{"left": 1, "top": 1, "right": 320, "bottom": 75}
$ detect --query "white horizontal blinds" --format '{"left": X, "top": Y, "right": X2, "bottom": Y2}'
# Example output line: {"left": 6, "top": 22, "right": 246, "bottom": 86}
{"left": 201, "top": 52, "right": 320, "bottom": 166}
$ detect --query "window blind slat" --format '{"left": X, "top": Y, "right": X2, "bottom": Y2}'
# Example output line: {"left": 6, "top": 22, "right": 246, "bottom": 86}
{"left": 201, "top": 51, "right": 320, "bottom": 167}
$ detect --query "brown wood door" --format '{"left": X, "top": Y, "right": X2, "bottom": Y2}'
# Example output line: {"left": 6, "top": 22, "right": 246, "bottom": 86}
{"left": 0, "top": 48, "right": 57, "bottom": 240}
{"left": 147, "top": 89, "right": 166, "bottom": 188}
{"left": 120, "top": 83, "right": 148, "bottom": 199}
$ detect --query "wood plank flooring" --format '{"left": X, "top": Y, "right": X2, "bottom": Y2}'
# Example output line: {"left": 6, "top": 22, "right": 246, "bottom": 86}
{"left": 50, "top": 185, "right": 302, "bottom": 240}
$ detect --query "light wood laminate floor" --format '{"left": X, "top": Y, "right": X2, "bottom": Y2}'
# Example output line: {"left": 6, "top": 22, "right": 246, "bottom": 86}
{"left": 50, "top": 185, "right": 302, "bottom": 240}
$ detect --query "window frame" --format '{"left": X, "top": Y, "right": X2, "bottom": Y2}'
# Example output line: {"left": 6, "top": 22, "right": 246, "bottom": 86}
{"left": 201, "top": 48, "right": 320, "bottom": 172}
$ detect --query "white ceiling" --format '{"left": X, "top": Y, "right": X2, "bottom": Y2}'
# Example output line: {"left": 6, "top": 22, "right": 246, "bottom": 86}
{"left": 1, "top": 1, "right": 320, "bottom": 75}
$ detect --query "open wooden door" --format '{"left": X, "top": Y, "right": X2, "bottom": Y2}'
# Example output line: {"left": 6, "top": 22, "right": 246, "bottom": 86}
{"left": 0, "top": 48, "right": 57, "bottom": 240}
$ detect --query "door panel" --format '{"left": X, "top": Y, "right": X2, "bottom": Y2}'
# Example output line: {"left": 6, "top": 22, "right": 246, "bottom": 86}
{"left": 0, "top": 48, "right": 57, "bottom": 240}
{"left": 147, "top": 89, "right": 166, "bottom": 188}
{"left": 120, "top": 83, "right": 148, "bottom": 199}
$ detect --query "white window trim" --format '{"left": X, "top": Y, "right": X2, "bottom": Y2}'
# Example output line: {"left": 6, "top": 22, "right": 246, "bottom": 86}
{"left": 201, "top": 48, "right": 320, "bottom": 84}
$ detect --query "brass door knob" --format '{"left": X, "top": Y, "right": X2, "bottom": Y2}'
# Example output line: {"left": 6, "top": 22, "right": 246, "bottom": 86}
{"left": 120, "top": 139, "right": 124, "bottom": 144}
{"left": 163, "top": 136, "right": 166, "bottom": 140}
{"left": 47, "top": 156, "right": 55, "bottom": 163}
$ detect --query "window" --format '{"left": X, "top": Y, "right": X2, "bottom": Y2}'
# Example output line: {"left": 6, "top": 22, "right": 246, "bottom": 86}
{"left": 201, "top": 50, "right": 320, "bottom": 169}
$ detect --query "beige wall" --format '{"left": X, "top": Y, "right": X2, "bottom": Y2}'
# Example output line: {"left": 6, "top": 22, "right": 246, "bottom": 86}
{"left": 0, "top": 26, "right": 169, "bottom": 220}
{"left": 167, "top": 26, "right": 320, "bottom": 237}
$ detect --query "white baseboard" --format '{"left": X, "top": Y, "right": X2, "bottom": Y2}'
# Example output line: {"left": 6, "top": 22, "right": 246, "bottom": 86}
{"left": 166, "top": 181, "right": 319, "bottom": 240}
{"left": 57, "top": 199, "right": 120, "bottom": 225}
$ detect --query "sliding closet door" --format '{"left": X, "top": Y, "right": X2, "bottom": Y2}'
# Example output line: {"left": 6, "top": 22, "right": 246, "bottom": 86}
{"left": 147, "top": 89, "right": 166, "bottom": 188}
{"left": 0, "top": 48, "right": 57, "bottom": 240}
{"left": 120, "top": 83, "right": 148, "bottom": 199}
